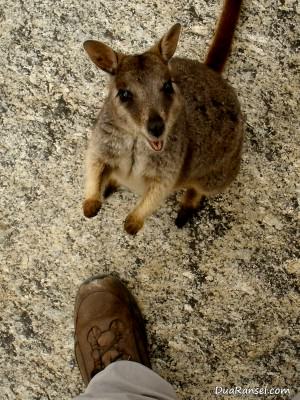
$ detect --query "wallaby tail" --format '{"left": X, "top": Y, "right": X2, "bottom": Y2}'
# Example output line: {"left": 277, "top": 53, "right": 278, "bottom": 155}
{"left": 205, "top": 0, "right": 243, "bottom": 73}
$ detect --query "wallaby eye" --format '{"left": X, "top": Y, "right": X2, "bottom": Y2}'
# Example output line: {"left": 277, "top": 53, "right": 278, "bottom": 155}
{"left": 162, "top": 80, "right": 174, "bottom": 96}
{"left": 117, "top": 89, "right": 133, "bottom": 103}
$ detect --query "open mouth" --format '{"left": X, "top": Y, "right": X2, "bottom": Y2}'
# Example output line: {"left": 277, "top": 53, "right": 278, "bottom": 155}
{"left": 147, "top": 139, "right": 164, "bottom": 152}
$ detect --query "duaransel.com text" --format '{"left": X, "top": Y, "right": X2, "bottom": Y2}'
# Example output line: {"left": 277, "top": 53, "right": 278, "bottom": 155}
{"left": 215, "top": 386, "right": 291, "bottom": 396}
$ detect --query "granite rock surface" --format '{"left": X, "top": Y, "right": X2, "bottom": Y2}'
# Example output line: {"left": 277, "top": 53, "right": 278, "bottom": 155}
{"left": 0, "top": 0, "right": 299, "bottom": 399}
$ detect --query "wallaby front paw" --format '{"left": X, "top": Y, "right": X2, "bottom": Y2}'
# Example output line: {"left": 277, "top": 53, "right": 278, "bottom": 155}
{"left": 83, "top": 199, "right": 101, "bottom": 218}
{"left": 124, "top": 214, "right": 144, "bottom": 235}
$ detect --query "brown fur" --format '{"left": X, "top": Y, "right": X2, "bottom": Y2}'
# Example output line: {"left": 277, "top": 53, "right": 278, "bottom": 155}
{"left": 82, "top": 2, "right": 244, "bottom": 234}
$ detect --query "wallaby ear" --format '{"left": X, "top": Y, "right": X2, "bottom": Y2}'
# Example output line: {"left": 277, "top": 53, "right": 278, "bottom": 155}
{"left": 149, "top": 23, "right": 181, "bottom": 62}
{"left": 83, "top": 40, "right": 122, "bottom": 74}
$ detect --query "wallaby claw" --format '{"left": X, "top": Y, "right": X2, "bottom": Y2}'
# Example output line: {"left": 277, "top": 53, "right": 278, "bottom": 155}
{"left": 83, "top": 199, "right": 102, "bottom": 218}
{"left": 124, "top": 214, "right": 144, "bottom": 235}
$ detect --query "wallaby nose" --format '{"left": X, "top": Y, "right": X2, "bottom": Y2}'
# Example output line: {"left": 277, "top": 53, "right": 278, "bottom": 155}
{"left": 147, "top": 114, "right": 165, "bottom": 138}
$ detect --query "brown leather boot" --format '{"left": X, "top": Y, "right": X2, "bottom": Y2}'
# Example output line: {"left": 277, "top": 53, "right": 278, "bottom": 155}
{"left": 74, "top": 275, "right": 151, "bottom": 385}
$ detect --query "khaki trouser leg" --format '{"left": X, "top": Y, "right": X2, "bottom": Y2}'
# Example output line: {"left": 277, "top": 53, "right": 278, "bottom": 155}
{"left": 74, "top": 360, "right": 178, "bottom": 400}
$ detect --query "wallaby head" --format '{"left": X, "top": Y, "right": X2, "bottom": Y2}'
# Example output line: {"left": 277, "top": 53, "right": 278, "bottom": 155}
{"left": 84, "top": 24, "right": 183, "bottom": 153}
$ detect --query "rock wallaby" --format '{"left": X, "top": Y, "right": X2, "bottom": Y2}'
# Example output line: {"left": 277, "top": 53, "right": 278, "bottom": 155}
{"left": 82, "top": 0, "right": 244, "bottom": 235}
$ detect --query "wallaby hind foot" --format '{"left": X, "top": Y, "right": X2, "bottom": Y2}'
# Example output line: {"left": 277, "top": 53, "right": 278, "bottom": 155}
{"left": 104, "top": 179, "right": 119, "bottom": 199}
{"left": 176, "top": 190, "right": 206, "bottom": 228}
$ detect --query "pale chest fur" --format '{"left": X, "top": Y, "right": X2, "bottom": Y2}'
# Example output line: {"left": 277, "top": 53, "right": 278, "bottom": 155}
{"left": 93, "top": 120, "right": 183, "bottom": 194}
{"left": 111, "top": 143, "right": 149, "bottom": 195}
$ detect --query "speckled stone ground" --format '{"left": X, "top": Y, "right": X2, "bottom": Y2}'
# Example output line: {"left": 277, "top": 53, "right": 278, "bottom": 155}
{"left": 1, "top": 0, "right": 299, "bottom": 399}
